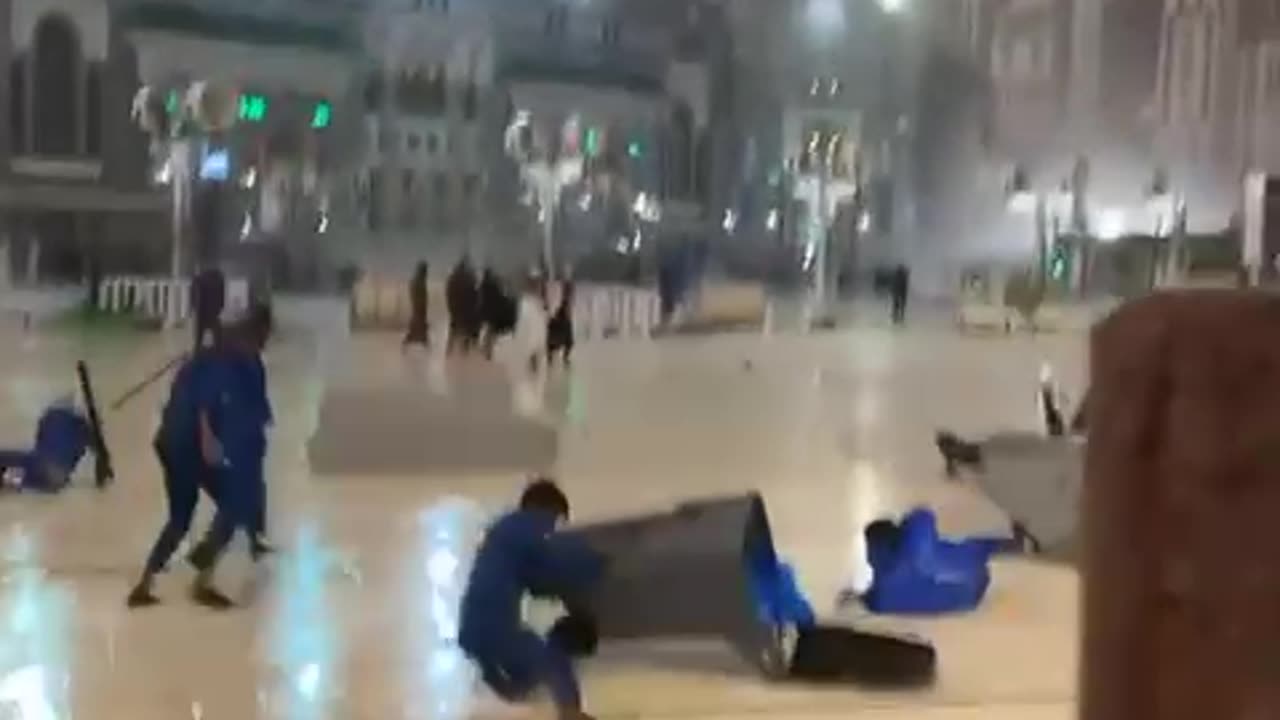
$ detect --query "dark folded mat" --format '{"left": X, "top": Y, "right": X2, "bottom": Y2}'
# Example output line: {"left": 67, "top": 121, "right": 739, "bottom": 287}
{"left": 553, "top": 614, "right": 938, "bottom": 689}
{"left": 787, "top": 624, "right": 937, "bottom": 688}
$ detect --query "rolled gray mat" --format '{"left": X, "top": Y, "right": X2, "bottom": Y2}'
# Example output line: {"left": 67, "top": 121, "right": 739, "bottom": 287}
{"left": 975, "top": 432, "right": 1084, "bottom": 556}
{"left": 561, "top": 494, "right": 790, "bottom": 677}
{"left": 307, "top": 378, "right": 558, "bottom": 476}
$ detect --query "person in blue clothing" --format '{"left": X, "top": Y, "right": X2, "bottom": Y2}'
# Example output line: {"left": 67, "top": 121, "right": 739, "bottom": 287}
{"left": 185, "top": 303, "right": 275, "bottom": 608}
{"left": 459, "top": 478, "right": 606, "bottom": 720}
{"left": 126, "top": 304, "right": 274, "bottom": 610}
{"left": 230, "top": 329, "right": 274, "bottom": 557}
{"left": 850, "top": 508, "right": 1022, "bottom": 616}
{"left": 0, "top": 396, "right": 94, "bottom": 494}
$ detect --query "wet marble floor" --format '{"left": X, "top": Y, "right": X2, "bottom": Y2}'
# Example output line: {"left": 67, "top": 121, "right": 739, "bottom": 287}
{"left": 0, "top": 320, "right": 1085, "bottom": 719}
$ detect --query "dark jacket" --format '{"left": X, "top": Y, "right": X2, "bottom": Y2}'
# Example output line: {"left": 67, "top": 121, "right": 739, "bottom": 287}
{"left": 480, "top": 272, "right": 516, "bottom": 334}
{"left": 447, "top": 264, "right": 478, "bottom": 328}
{"left": 192, "top": 269, "right": 226, "bottom": 321}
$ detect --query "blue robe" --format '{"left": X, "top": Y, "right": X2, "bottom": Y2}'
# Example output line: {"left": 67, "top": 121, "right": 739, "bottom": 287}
{"left": 459, "top": 509, "right": 604, "bottom": 711}
{"left": 863, "top": 508, "right": 1007, "bottom": 615}
{"left": 195, "top": 349, "right": 272, "bottom": 543}
{"left": 0, "top": 405, "right": 92, "bottom": 492}
{"left": 747, "top": 533, "right": 816, "bottom": 628}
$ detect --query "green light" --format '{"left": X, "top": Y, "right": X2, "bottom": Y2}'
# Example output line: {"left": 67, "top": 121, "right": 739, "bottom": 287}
{"left": 627, "top": 140, "right": 642, "bottom": 159}
{"left": 238, "top": 94, "right": 268, "bottom": 122}
{"left": 1049, "top": 248, "right": 1068, "bottom": 281}
{"left": 165, "top": 91, "right": 180, "bottom": 115}
{"left": 311, "top": 101, "right": 332, "bottom": 129}
{"left": 584, "top": 128, "right": 601, "bottom": 157}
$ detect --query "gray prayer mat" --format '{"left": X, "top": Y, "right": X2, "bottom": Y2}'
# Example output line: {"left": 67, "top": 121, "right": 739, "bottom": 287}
{"left": 974, "top": 433, "right": 1084, "bottom": 559}
{"left": 307, "top": 373, "right": 559, "bottom": 477}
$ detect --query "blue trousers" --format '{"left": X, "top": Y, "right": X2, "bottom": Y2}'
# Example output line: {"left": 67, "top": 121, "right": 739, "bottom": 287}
{"left": 188, "top": 460, "right": 256, "bottom": 572}
{"left": 249, "top": 458, "right": 266, "bottom": 538}
{"left": 142, "top": 443, "right": 219, "bottom": 576}
{"left": 471, "top": 628, "right": 581, "bottom": 711}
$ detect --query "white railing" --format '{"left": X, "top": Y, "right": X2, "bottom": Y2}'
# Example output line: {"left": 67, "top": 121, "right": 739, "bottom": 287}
{"left": 573, "top": 285, "right": 662, "bottom": 341}
{"left": 349, "top": 275, "right": 662, "bottom": 342}
{"left": 97, "top": 275, "right": 249, "bottom": 323}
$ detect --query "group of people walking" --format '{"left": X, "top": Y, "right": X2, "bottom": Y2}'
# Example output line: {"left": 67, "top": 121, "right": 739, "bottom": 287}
{"left": 404, "top": 259, "right": 576, "bottom": 370}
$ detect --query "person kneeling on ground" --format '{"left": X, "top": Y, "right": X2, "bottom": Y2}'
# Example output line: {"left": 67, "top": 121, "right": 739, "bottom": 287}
{"left": 0, "top": 395, "right": 94, "bottom": 494}
{"left": 843, "top": 508, "right": 1023, "bottom": 616}
{"left": 459, "top": 478, "right": 605, "bottom": 720}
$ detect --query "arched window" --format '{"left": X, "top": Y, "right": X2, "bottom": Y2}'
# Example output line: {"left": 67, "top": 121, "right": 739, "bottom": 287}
{"left": 85, "top": 61, "right": 102, "bottom": 155}
{"left": 33, "top": 14, "right": 81, "bottom": 155}
{"left": 669, "top": 103, "right": 694, "bottom": 199}
{"left": 10, "top": 55, "right": 26, "bottom": 154}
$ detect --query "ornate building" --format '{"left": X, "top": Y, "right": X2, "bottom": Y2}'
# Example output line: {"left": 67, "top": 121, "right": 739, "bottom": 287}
{"left": 0, "top": 0, "right": 361, "bottom": 286}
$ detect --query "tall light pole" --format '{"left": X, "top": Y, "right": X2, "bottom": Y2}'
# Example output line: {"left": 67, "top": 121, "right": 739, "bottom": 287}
{"left": 132, "top": 83, "right": 236, "bottom": 328}
{"left": 505, "top": 112, "right": 583, "bottom": 273}
{"left": 793, "top": 156, "right": 857, "bottom": 316}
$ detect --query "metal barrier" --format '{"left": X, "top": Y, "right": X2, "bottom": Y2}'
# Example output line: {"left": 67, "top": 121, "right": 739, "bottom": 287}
{"left": 349, "top": 275, "right": 661, "bottom": 342}
{"left": 574, "top": 285, "right": 661, "bottom": 341}
{"left": 98, "top": 275, "right": 249, "bottom": 323}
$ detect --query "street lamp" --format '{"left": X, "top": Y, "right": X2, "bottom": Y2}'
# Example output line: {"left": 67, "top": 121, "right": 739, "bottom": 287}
{"left": 1145, "top": 169, "right": 1188, "bottom": 287}
{"left": 131, "top": 82, "right": 237, "bottom": 328}
{"left": 792, "top": 157, "right": 858, "bottom": 317}
{"left": 505, "top": 111, "right": 584, "bottom": 274}
{"left": 1005, "top": 167, "right": 1055, "bottom": 286}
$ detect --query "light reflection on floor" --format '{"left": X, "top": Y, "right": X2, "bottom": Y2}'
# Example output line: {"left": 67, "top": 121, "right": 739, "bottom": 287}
{"left": 0, "top": 525, "right": 72, "bottom": 720}
{"left": 262, "top": 522, "right": 341, "bottom": 720}
{"left": 407, "top": 497, "right": 487, "bottom": 720}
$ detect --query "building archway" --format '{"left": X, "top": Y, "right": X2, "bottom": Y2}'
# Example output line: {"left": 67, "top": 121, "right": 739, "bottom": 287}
{"left": 33, "top": 13, "right": 81, "bottom": 155}
{"left": 669, "top": 102, "right": 694, "bottom": 199}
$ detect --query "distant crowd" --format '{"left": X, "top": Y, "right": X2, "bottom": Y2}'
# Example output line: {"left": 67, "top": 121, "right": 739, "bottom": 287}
{"left": 404, "top": 259, "right": 575, "bottom": 371}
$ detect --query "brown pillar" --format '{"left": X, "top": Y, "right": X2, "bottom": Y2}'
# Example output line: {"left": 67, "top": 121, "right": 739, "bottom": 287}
{"left": 1082, "top": 290, "right": 1280, "bottom": 720}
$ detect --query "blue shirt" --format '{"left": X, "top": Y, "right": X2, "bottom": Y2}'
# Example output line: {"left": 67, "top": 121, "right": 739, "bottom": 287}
{"left": 33, "top": 406, "right": 91, "bottom": 475}
{"left": 156, "top": 351, "right": 222, "bottom": 458}
{"left": 156, "top": 347, "right": 271, "bottom": 465}
{"left": 459, "top": 510, "right": 604, "bottom": 653}
{"left": 222, "top": 353, "right": 272, "bottom": 463}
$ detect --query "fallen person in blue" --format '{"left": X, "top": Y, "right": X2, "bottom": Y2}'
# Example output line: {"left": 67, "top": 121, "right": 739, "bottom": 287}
{"left": 459, "top": 478, "right": 605, "bottom": 720}
{"left": 850, "top": 508, "right": 1022, "bottom": 616}
{"left": 0, "top": 397, "right": 94, "bottom": 494}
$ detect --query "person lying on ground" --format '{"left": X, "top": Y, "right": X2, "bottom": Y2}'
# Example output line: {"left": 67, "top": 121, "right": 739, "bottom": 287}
{"left": 0, "top": 396, "right": 94, "bottom": 494}
{"left": 840, "top": 508, "right": 1025, "bottom": 616}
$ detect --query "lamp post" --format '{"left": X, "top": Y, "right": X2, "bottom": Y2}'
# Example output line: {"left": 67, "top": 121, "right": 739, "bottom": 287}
{"left": 792, "top": 158, "right": 858, "bottom": 318}
{"left": 1146, "top": 169, "right": 1187, "bottom": 288}
{"left": 1006, "top": 168, "right": 1065, "bottom": 288}
{"left": 131, "top": 82, "right": 237, "bottom": 328}
{"left": 505, "top": 112, "right": 584, "bottom": 274}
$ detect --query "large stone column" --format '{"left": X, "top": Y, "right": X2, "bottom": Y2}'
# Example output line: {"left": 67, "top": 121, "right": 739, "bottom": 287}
{"left": 1082, "top": 291, "right": 1280, "bottom": 720}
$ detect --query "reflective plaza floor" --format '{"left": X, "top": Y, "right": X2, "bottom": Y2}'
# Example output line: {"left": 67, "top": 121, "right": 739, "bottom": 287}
{"left": 0, "top": 312, "right": 1085, "bottom": 719}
